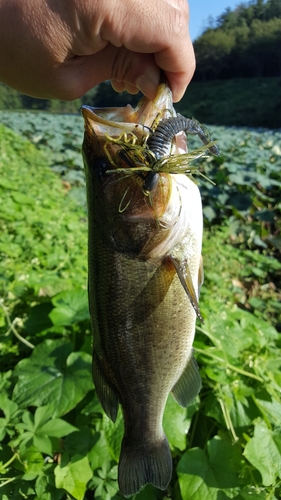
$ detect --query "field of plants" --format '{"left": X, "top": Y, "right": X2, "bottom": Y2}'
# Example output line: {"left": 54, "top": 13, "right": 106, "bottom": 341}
{"left": 0, "top": 110, "right": 281, "bottom": 500}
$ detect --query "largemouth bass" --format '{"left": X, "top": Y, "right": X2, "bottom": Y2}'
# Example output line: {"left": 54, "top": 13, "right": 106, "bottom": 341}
{"left": 82, "top": 84, "right": 219, "bottom": 497}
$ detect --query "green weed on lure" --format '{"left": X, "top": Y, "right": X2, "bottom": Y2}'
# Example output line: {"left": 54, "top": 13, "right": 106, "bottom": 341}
{"left": 104, "top": 112, "right": 219, "bottom": 195}
{"left": 82, "top": 84, "right": 219, "bottom": 497}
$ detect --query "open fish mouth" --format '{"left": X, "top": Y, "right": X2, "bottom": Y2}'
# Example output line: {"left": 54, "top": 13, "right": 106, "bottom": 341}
{"left": 82, "top": 84, "right": 219, "bottom": 196}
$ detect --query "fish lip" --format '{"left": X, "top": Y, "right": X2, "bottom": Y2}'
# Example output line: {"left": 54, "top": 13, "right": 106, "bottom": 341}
{"left": 81, "top": 84, "right": 175, "bottom": 132}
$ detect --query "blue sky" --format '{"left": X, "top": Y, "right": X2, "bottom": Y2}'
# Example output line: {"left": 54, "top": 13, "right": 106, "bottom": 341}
{"left": 188, "top": 0, "right": 241, "bottom": 40}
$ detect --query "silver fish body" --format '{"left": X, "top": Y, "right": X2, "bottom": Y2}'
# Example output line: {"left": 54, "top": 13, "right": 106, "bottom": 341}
{"left": 82, "top": 85, "right": 205, "bottom": 497}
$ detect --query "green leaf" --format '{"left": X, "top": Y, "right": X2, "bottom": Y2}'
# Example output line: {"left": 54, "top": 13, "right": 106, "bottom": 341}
{"left": 49, "top": 289, "right": 89, "bottom": 326}
{"left": 163, "top": 394, "right": 197, "bottom": 451}
{"left": 177, "top": 437, "right": 242, "bottom": 499}
{"left": 39, "top": 418, "right": 76, "bottom": 438}
{"left": 103, "top": 412, "right": 124, "bottom": 462}
{"left": 35, "top": 472, "right": 65, "bottom": 500}
{"left": 239, "top": 486, "right": 268, "bottom": 500}
{"left": 24, "top": 302, "right": 54, "bottom": 335}
{"left": 244, "top": 419, "right": 281, "bottom": 486}
{"left": 54, "top": 454, "right": 93, "bottom": 500}
{"left": 21, "top": 445, "right": 45, "bottom": 480}
{"left": 203, "top": 205, "right": 217, "bottom": 221}
{"left": 33, "top": 405, "right": 54, "bottom": 429}
{"left": 33, "top": 434, "right": 53, "bottom": 456}
{"left": 88, "top": 432, "right": 112, "bottom": 471}
{"left": 0, "top": 394, "right": 22, "bottom": 439}
{"left": 13, "top": 339, "right": 93, "bottom": 417}
{"left": 91, "top": 462, "right": 119, "bottom": 500}
{"left": 64, "top": 427, "right": 98, "bottom": 457}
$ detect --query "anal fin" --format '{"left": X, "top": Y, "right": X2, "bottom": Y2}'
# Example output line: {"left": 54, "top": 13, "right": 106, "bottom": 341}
{"left": 92, "top": 350, "right": 119, "bottom": 422}
{"left": 171, "top": 355, "right": 202, "bottom": 407}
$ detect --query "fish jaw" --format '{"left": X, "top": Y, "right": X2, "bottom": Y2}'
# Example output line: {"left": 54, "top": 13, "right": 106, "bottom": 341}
{"left": 82, "top": 84, "right": 203, "bottom": 497}
{"left": 82, "top": 83, "right": 175, "bottom": 139}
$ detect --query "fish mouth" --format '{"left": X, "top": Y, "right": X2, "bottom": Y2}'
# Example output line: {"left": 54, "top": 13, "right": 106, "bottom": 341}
{"left": 81, "top": 84, "right": 176, "bottom": 143}
{"left": 81, "top": 84, "right": 187, "bottom": 220}
{"left": 81, "top": 84, "right": 189, "bottom": 193}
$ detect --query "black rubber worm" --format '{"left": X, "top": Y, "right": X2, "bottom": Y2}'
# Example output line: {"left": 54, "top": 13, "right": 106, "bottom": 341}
{"left": 143, "top": 113, "right": 220, "bottom": 194}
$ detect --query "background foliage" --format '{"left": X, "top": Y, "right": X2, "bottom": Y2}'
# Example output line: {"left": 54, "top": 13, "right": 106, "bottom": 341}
{"left": 0, "top": 105, "right": 280, "bottom": 499}
{"left": 193, "top": 0, "right": 281, "bottom": 80}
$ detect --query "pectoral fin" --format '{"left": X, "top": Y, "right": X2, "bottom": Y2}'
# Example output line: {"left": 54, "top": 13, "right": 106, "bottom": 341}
{"left": 169, "top": 256, "right": 203, "bottom": 322}
{"left": 198, "top": 255, "right": 204, "bottom": 296}
{"left": 171, "top": 355, "right": 202, "bottom": 407}
{"left": 92, "top": 350, "right": 119, "bottom": 422}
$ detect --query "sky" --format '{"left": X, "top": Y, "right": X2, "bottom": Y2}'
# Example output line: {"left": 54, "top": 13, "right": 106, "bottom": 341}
{"left": 188, "top": 0, "right": 241, "bottom": 40}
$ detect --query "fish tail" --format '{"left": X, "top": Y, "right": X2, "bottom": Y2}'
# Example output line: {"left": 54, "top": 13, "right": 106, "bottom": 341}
{"left": 118, "top": 435, "right": 172, "bottom": 497}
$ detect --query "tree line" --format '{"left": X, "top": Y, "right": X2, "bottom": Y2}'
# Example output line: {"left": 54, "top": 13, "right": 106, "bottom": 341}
{"left": 193, "top": 0, "right": 281, "bottom": 80}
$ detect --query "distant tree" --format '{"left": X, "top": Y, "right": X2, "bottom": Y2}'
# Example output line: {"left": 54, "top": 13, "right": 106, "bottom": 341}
{"left": 194, "top": 0, "right": 281, "bottom": 80}
{"left": 194, "top": 30, "right": 236, "bottom": 79}
{"left": 264, "top": 0, "right": 281, "bottom": 19}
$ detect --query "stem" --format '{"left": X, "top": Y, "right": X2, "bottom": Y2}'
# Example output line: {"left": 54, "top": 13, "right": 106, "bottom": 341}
{"left": 0, "top": 477, "right": 17, "bottom": 488}
{"left": 195, "top": 347, "right": 263, "bottom": 382}
{"left": 218, "top": 397, "right": 239, "bottom": 442}
{"left": 0, "top": 300, "right": 34, "bottom": 349}
{"left": 1, "top": 453, "right": 18, "bottom": 470}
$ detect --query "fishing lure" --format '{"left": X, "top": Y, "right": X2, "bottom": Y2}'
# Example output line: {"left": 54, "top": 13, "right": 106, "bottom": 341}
{"left": 143, "top": 114, "right": 219, "bottom": 193}
{"left": 105, "top": 114, "right": 219, "bottom": 193}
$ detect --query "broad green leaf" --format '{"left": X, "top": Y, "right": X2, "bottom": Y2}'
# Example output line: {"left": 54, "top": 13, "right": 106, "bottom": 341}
{"left": 35, "top": 472, "right": 65, "bottom": 500}
{"left": 177, "top": 437, "right": 242, "bottom": 499}
{"left": 0, "top": 395, "right": 23, "bottom": 440}
{"left": 88, "top": 431, "right": 112, "bottom": 471}
{"left": 24, "top": 302, "right": 54, "bottom": 335}
{"left": 39, "top": 418, "right": 76, "bottom": 438}
{"left": 21, "top": 445, "right": 45, "bottom": 480}
{"left": 64, "top": 427, "right": 97, "bottom": 457}
{"left": 163, "top": 394, "right": 197, "bottom": 451}
{"left": 33, "top": 405, "right": 55, "bottom": 429}
{"left": 49, "top": 289, "right": 89, "bottom": 326}
{"left": 244, "top": 419, "right": 281, "bottom": 486}
{"left": 13, "top": 339, "right": 93, "bottom": 417}
{"left": 254, "top": 397, "right": 281, "bottom": 424}
{"left": 103, "top": 412, "right": 124, "bottom": 462}
{"left": 131, "top": 484, "right": 163, "bottom": 499}
{"left": 54, "top": 454, "right": 93, "bottom": 500}
{"left": 33, "top": 434, "right": 53, "bottom": 456}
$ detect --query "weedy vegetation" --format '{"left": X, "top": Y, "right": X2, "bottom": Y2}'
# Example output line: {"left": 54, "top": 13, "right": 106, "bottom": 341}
{"left": 0, "top": 112, "right": 281, "bottom": 500}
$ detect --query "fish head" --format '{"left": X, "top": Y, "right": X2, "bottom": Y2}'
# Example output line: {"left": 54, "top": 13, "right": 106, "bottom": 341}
{"left": 82, "top": 84, "right": 197, "bottom": 261}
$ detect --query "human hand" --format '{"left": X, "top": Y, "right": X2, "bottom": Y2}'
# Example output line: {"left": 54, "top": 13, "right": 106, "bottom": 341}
{"left": 0, "top": 0, "right": 195, "bottom": 102}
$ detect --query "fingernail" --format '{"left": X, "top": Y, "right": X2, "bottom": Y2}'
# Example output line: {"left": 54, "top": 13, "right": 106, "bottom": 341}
{"left": 136, "top": 69, "right": 160, "bottom": 100}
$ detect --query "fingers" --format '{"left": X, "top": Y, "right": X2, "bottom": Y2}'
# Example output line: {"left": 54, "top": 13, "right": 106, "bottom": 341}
{"left": 0, "top": 0, "right": 195, "bottom": 102}
{"left": 58, "top": 46, "right": 160, "bottom": 101}
{"left": 77, "top": 0, "right": 195, "bottom": 101}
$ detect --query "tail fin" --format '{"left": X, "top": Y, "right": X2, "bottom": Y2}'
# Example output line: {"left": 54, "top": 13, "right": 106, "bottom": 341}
{"left": 118, "top": 436, "right": 172, "bottom": 497}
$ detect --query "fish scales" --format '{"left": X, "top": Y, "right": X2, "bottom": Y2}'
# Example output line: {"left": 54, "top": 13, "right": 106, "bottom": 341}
{"left": 82, "top": 84, "right": 214, "bottom": 497}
